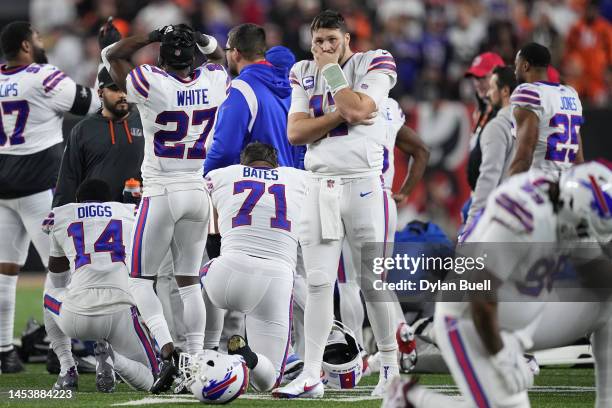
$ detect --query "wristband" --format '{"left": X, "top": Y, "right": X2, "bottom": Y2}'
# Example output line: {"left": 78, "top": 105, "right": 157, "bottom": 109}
{"left": 100, "top": 44, "right": 116, "bottom": 73}
{"left": 321, "top": 63, "right": 349, "bottom": 95}
{"left": 197, "top": 35, "right": 218, "bottom": 55}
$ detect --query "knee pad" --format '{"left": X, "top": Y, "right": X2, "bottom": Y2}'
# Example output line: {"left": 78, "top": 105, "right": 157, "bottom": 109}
{"left": 307, "top": 271, "right": 334, "bottom": 289}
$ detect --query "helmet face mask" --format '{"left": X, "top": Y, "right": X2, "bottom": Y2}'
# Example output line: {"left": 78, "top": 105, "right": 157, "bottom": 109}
{"left": 321, "top": 321, "right": 363, "bottom": 389}
{"left": 177, "top": 350, "right": 249, "bottom": 404}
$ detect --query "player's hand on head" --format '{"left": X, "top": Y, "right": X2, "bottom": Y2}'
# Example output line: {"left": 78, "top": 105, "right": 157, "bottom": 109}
{"left": 98, "top": 17, "right": 121, "bottom": 49}
{"left": 491, "top": 331, "right": 534, "bottom": 394}
{"left": 148, "top": 25, "right": 172, "bottom": 43}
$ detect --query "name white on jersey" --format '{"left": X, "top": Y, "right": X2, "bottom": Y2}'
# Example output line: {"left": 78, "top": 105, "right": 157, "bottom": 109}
{"left": 206, "top": 165, "right": 306, "bottom": 268}
{"left": 50, "top": 202, "right": 136, "bottom": 314}
{"left": 289, "top": 50, "right": 397, "bottom": 177}
{"left": 382, "top": 97, "right": 405, "bottom": 189}
{"left": 510, "top": 81, "right": 583, "bottom": 175}
{"left": 126, "top": 63, "right": 229, "bottom": 196}
{"left": 0, "top": 64, "right": 78, "bottom": 155}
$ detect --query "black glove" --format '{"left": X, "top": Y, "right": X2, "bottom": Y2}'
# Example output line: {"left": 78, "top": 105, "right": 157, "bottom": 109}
{"left": 98, "top": 17, "right": 121, "bottom": 49}
{"left": 148, "top": 25, "right": 172, "bottom": 43}
{"left": 194, "top": 31, "right": 209, "bottom": 47}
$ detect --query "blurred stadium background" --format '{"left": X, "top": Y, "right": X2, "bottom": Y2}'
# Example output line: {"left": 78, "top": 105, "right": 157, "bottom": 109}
{"left": 0, "top": 0, "right": 610, "bottom": 269}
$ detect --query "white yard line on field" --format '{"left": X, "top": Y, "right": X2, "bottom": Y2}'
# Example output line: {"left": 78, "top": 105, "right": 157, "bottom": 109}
{"left": 111, "top": 385, "right": 597, "bottom": 406}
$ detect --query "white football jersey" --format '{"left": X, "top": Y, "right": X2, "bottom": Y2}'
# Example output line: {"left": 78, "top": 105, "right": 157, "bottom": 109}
{"left": 126, "top": 63, "right": 229, "bottom": 196}
{"left": 50, "top": 201, "right": 136, "bottom": 314}
{"left": 289, "top": 50, "right": 397, "bottom": 177}
{"left": 510, "top": 81, "right": 583, "bottom": 176}
{"left": 382, "top": 97, "right": 405, "bottom": 190}
{"left": 206, "top": 165, "right": 307, "bottom": 268}
{"left": 439, "top": 171, "right": 561, "bottom": 318}
{"left": 0, "top": 64, "right": 83, "bottom": 155}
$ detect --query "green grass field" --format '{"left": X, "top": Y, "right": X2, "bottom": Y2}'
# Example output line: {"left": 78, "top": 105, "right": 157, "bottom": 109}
{"left": 0, "top": 275, "right": 597, "bottom": 407}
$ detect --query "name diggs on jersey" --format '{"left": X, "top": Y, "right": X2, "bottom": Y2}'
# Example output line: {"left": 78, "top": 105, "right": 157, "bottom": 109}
{"left": 0, "top": 82, "right": 18, "bottom": 97}
{"left": 242, "top": 167, "right": 279, "bottom": 181}
{"left": 77, "top": 204, "right": 112, "bottom": 219}
{"left": 176, "top": 88, "right": 209, "bottom": 106}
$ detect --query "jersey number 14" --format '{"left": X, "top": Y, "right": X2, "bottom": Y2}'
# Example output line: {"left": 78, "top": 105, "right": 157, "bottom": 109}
{"left": 67, "top": 220, "right": 125, "bottom": 269}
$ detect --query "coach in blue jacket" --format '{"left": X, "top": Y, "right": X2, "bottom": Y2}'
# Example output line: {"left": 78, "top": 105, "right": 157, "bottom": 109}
{"left": 204, "top": 24, "right": 303, "bottom": 174}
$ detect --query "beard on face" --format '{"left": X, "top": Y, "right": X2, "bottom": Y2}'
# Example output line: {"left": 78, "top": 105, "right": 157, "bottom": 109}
{"left": 228, "top": 58, "right": 239, "bottom": 77}
{"left": 32, "top": 45, "right": 48, "bottom": 64}
{"left": 104, "top": 95, "right": 129, "bottom": 118}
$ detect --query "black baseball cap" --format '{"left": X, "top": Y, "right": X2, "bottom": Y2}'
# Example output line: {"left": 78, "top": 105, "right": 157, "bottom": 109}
{"left": 98, "top": 68, "right": 117, "bottom": 89}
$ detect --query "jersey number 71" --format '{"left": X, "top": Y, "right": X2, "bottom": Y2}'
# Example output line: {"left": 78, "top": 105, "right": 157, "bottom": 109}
{"left": 232, "top": 181, "right": 291, "bottom": 231}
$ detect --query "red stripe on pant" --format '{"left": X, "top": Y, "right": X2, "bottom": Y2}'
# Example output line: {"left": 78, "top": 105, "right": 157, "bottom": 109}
{"left": 131, "top": 306, "right": 160, "bottom": 374}
{"left": 131, "top": 197, "right": 150, "bottom": 278}
{"left": 445, "top": 317, "right": 491, "bottom": 408}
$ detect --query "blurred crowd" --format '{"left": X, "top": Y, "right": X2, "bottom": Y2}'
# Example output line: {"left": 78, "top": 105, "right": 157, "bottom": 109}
{"left": 12, "top": 0, "right": 612, "bottom": 235}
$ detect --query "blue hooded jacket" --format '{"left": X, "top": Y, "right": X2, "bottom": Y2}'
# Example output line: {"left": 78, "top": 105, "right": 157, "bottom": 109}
{"left": 204, "top": 46, "right": 304, "bottom": 174}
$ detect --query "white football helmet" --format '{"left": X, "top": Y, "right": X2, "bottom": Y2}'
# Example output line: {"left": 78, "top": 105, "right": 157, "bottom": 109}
{"left": 321, "top": 321, "right": 363, "bottom": 389}
{"left": 558, "top": 161, "right": 612, "bottom": 244}
{"left": 178, "top": 351, "right": 249, "bottom": 404}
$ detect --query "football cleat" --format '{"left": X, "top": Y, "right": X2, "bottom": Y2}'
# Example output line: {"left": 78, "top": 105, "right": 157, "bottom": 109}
{"left": 94, "top": 341, "right": 116, "bottom": 393}
{"left": 272, "top": 372, "right": 324, "bottom": 399}
{"left": 0, "top": 348, "right": 24, "bottom": 373}
{"left": 397, "top": 323, "right": 418, "bottom": 373}
{"left": 372, "top": 364, "right": 400, "bottom": 397}
{"left": 53, "top": 366, "right": 78, "bottom": 391}
{"left": 151, "top": 350, "right": 179, "bottom": 394}
{"left": 382, "top": 376, "right": 419, "bottom": 408}
{"left": 281, "top": 353, "right": 304, "bottom": 384}
{"left": 525, "top": 354, "right": 540, "bottom": 376}
{"left": 227, "top": 335, "right": 258, "bottom": 370}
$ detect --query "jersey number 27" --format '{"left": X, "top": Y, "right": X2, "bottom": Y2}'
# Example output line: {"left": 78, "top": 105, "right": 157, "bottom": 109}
{"left": 67, "top": 220, "right": 125, "bottom": 269}
{"left": 154, "top": 108, "right": 217, "bottom": 159}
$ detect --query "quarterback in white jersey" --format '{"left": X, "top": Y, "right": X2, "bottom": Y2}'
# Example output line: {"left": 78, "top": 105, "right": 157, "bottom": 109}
{"left": 44, "top": 179, "right": 158, "bottom": 392}
{"left": 0, "top": 21, "right": 100, "bottom": 372}
{"left": 384, "top": 162, "right": 612, "bottom": 408}
{"left": 337, "top": 97, "right": 428, "bottom": 370}
{"left": 202, "top": 142, "right": 306, "bottom": 392}
{"left": 509, "top": 42, "right": 583, "bottom": 178}
{"left": 274, "top": 10, "right": 399, "bottom": 398}
{"left": 104, "top": 22, "right": 227, "bottom": 392}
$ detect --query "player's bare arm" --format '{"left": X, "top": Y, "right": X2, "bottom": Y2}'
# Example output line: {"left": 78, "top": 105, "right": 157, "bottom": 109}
{"left": 575, "top": 131, "right": 585, "bottom": 164}
{"left": 48, "top": 256, "right": 70, "bottom": 274}
{"left": 509, "top": 107, "right": 539, "bottom": 175}
{"left": 287, "top": 111, "right": 345, "bottom": 145}
{"left": 104, "top": 33, "right": 152, "bottom": 92}
{"left": 392, "top": 125, "right": 430, "bottom": 203}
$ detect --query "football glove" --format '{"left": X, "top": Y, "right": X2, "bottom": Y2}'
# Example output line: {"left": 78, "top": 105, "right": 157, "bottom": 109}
{"left": 41, "top": 212, "right": 54, "bottom": 235}
{"left": 98, "top": 17, "right": 121, "bottom": 49}
{"left": 491, "top": 331, "right": 534, "bottom": 394}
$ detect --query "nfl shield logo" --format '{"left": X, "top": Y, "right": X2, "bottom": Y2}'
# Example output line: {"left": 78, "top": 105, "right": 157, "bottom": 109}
{"left": 327, "top": 179, "right": 335, "bottom": 188}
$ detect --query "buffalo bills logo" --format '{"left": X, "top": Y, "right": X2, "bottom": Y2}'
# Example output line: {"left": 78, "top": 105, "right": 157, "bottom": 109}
{"left": 201, "top": 371, "right": 237, "bottom": 401}
{"left": 303, "top": 76, "right": 314, "bottom": 90}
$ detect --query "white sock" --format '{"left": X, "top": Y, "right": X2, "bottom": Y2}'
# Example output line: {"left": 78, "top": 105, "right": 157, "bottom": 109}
{"left": 0, "top": 274, "right": 17, "bottom": 352}
{"left": 114, "top": 352, "right": 154, "bottom": 391}
{"left": 128, "top": 278, "right": 173, "bottom": 350}
{"left": 250, "top": 352, "right": 277, "bottom": 392}
{"left": 338, "top": 282, "right": 365, "bottom": 349}
{"left": 364, "top": 300, "right": 399, "bottom": 380}
{"left": 303, "top": 281, "right": 334, "bottom": 378}
{"left": 178, "top": 284, "right": 205, "bottom": 355}
{"left": 203, "top": 290, "right": 223, "bottom": 350}
{"left": 46, "top": 271, "right": 70, "bottom": 289}
{"left": 43, "top": 309, "right": 74, "bottom": 374}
